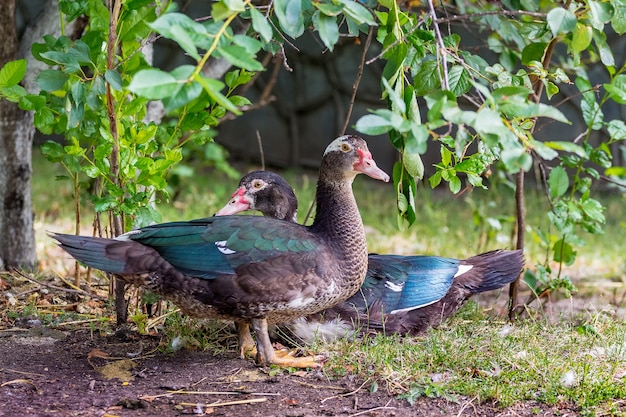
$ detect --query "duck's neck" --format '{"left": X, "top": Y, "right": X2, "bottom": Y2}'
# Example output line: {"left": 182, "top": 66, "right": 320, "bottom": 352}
{"left": 311, "top": 177, "right": 367, "bottom": 270}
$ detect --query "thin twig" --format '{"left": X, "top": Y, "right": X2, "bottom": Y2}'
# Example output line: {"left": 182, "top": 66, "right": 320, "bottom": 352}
{"left": 256, "top": 131, "right": 265, "bottom": 170}
{"left": 341, "top": 27, "right": 375, "bottom": 135}
{"left": 427, "top": 0, "right": 449, "bottom": 90}
{"left": 10, "top": 268, "right": 107, "bottom": 301}
{"left": 434, "top": 10, "right": 546, "bottom": 24}
{"left": 167, "top": 390, "right": 279, "bottom": 396}
{"left": 366, "top": 18, "right": 426, "bottom": 65}
{"left": 0, "top": 368, "right": 45, "bottom": 378}
{"left": 179, "top": 398, "right": 268, "bottom": 407}
{"left": 350, "top": 400, "right": 395, "bottom": 416}
{"left": 600, "top": 174, "right": 626, "bottom": 189}
{"left": 509, "top": 0, "right": 571, "bottom": 318}
{"left": 455, "top": 395, "right": 479, "bottom": 417}
{"left": 321, "top": 379, "right": 369, "bottom": 403}
{"left": 292, "top": 380, "right": 346, "bottom": 391}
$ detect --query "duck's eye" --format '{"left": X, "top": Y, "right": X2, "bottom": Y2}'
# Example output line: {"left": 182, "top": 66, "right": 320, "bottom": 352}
{"left": 252, "top": 180, "right": 264, "bottom": 189}
{"left": 340, "top": 143, "right": 351, "bottom": 152}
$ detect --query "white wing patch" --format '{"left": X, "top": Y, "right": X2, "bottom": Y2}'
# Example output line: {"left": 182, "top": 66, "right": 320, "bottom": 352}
{"left": 390, "top": 299, "right": 440, "bottom": 315}
{"left": 287, "top": 297, "right": 315, "bottom": 309}
{"left": 215, "top": 240, "right": 236, "bottom": 255}
{"left": 115, "top": 230, "right": 141, "bottom": 241}
{"left": 454, "top": 264, "right": 473, "bottom": 278}
{"left": 384, "top": 280, "right": 404, "bottom": 292}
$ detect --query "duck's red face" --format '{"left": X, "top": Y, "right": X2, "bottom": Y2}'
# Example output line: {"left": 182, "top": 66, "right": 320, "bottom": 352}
{"left": 354, "top": 148, "right": 390, "bottom": 182}
{"left": 215, "top": 187, "right": 251, "bottom": 216}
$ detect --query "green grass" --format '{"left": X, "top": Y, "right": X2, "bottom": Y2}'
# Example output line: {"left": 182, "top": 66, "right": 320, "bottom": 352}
{"left": 30, "top": 150, "right": 626, "bottom": 414}
{"left": 323, "top": 303, "right": 626, "bottom": 415}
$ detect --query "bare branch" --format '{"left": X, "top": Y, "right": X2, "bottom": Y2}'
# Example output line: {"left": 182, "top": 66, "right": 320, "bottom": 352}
{"left": 428, "top": 0, "right": 449, "bottom": 90}
{"left": 341, "top": 28, "right": 375, "bottom": 135}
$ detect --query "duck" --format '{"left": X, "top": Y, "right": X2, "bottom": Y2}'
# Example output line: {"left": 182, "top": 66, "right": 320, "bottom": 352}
{"left": 216, "top": 170, "right": 524, "bottom": 343}
{"left": 51, "top": 135, "right": 390, "bottom": 368}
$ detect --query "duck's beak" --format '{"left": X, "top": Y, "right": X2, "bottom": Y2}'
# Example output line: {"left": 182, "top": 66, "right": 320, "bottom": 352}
{"left": 354, "top": 149, "right": 390, "bottom": 182}
{"left": 216, "top": 187, "right": 252, "bottom": 216}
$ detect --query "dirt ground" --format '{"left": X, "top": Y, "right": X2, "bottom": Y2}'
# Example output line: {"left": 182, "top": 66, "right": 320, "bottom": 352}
{"left": 0, "top": 322, "right": 583, "bottom": 417}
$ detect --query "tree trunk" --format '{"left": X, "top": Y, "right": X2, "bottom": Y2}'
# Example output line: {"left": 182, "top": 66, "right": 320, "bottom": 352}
{"left": 0, "top": 0, "right": 36, "bottom": 270}
{"left": 0, "top": 0, "right": 79, "bottom": 270}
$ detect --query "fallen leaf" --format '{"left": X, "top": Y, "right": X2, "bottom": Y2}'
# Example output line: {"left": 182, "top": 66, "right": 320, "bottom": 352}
{"left": 88, "top": 348, "right": 111, "bottom": 359}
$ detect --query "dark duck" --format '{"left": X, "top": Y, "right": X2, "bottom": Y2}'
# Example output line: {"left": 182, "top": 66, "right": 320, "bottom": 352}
{"left": 216, "top": 170, "right": 525, "bottom": 343}
{"left": 51, "top": 135, "right": 390, "bottom": 368}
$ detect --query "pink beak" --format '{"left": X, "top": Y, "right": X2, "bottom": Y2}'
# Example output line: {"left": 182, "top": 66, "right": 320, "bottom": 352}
{"left": 354, "top": 149, "right": 390, "bottom": 182}
{"left": 215, "top": 187, "right": 251, "bottom": 216}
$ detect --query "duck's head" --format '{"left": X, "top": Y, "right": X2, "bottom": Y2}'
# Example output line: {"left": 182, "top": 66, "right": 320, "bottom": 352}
{"left": 215, "top": 171, "right": 298, "bottom": 221}
{"left": 320, "top": 135, "right": 390, "bottom": 183}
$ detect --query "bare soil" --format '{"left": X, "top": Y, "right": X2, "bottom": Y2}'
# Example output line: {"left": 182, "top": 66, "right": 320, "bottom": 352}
{"left": 0, "top": 320, "right": 583, "bottom": 417}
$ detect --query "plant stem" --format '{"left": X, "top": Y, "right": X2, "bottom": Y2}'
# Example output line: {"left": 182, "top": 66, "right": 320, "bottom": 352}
{"left": 106, "top": 0, "right": 127, "bottom": 326}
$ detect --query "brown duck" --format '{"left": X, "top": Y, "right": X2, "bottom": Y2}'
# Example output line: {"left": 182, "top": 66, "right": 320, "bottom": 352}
{"left": 217, "top": 170, "right": 525, "bottom": 343}
{"left": 51, "top": 135, "right": 390, "bottom": 368}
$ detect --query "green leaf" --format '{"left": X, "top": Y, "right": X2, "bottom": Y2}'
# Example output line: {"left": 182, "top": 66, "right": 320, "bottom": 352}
{"left": 429, "top": 170, "right": 442, "bottom": 188}
{"left": 212, "top": 1, "right": 234, "bottom": 21}
{"left": 104, "top": 69, "right": 123, "bottom": 91}
{"left": 169, "top": 24, "right": 201, "bottom": 61}
{"left": 39, "top": 42, "right": 91, "bottom": 74}
{"left": 403, "top": 153, "right": 424, "bottom": 180}
{"left": 195, "top": 74, "right": 241, "bottom": 115}
{"left": 474, "top": 108, "right": 507, "bottom": 136}
{"left": 414, "top": 60, "right": 440, "bottom": 95}
{"left": 500, "top": 146, "right": 533, "bottom": 172}
{"left": 316, "top": 2, "right": 344, "bottom": 16}
{"left": 548, "top": 166, "right": 569, "bottom": 199}
{"left": 581, "top": 99, "right": 604, "bottom": 130}
{"left": 605, "top": 166, "right": 626, "bottom": 177}
{"left": 338, "top": 0, "right": 376, "bottom": 26}
{"left": 404, "top": 125, "right": 427, "bottom": 179}
{"left": 41, "top": 140, "right": 66, "bottom": 162}
{"left": 249, "top": 7, "right": 273, "bottom": 43}
{"left": 532, "top": 140, "right": 559, "bottom": 160}
{"left": 149, "top": 13, "right": 206, "bottom": 59}
{"left": 274, "top": 0, "right": 305, "bottom": 38}
{"left": 128, "top": 69, "right": 180, "bottom": 99}
{"left": 229, "top": 95, "right": 252, "bottom": 106}
{"left": 218, "top": 45, "right": 263, "bottom": 72}
{"left": 589, "top": 0, "right": 614, "bottom": 30}
{"left": 33, "top": 107, "right": 55, "bottom": 134}
{"left": 355, "top": 114, "right": 393, "bottom": 135}
{"left": 545, "top": 81, "right": 559, "bottom": 99}
{"left": 93, "top": 195, "right": 119, "bottom": 213}
{"left": 382, "top": 78, "right": 406, "bottom": 114}
{"left": 571, "top": 23, "right": 593, "bottom": 53}
{"left": 547, "top": 8, "right": 577, "bottom": 36}
{"left": 0, "top": 59, "right": 26, "bottom": 87}
{"left": 553, "top": 238, "right": 576, "bottom": 266}
{"left": 581, "top": 198, "right": 605, "bottom": 223}
{"left": 233, "top": 34, "right": 262, "bottom": 55}
{"left": 612, "top": 0, "right": 626, "bottom": 34}
{"left": 0, "top": 85, "right": 27, "bottom": 102}
{"left": 19, "top": 94, "right": 46, "bottom": 111}
{"left": 83, "top": 165, "right": 101, "bottom": 179}
{"left": 603, "top": 74, "right": 626, "bottom": 104}
{"left": 313, "top": 11, "right": 339, "bottom": 51}
{"left": 607, "top": 119, "right": 626, "bottom": 140}
{"left": 592, "top": 29, "right": 615, "bottom": 67}
{"left": 36, "top": 70, "right": 68, "bottom": 92}
{"left": 544, "top": 141, "right": 587, "bottom": 157}
{"left": 521, "top": 42, "right": 547, "bottom": 65}
{"left": 447, "top": 65, "right": 472, "bottom": 96}
{"left": 448, "top": 176, "right": 462, "bottom": 194}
